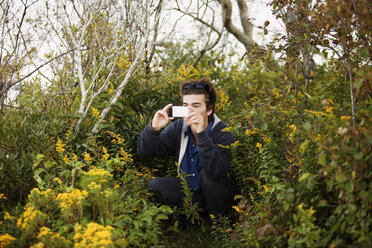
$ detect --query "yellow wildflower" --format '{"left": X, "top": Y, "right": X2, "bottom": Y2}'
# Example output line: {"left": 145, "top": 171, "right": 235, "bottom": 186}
{"left": 262, "top": 135, "right": 271, "bottom": 144}
{"left": 86, "top": 167, "right": 113, "bottom": 178}
{"left": 310, "top": 207, "right": 316, "bottom": 215}
{"left": 114, "top": 183, "right": 120, "bottom": 189}
{"left": 340, "top": 115, "right": 351, "bottom": 121}
{"left": 0, "top": 193, "right": 7, "bottom": 200}
{"left": 263, "top": 185, "right": 270, "bottom": 192}
{"left": 139, "top": 114, "right": 145, "bottom": 124}
{"left": 245, "top": 129, "right": 257, "bottom": 136}
{"left": 249, "top": 193, "right": 255, "bottom": 201}
{"left": 0, "top": 233, "right": 16, "bottom": 247}
{"left": 256, "top": 143, "right": 262, "bottom": 149}
{"left": 101, "top": 147, "right": 110, "bottom": 161}
{"left": 54, "top": 178, "right": 62, "bottom": 185}
{"left": 272, "top": 89, "right": 282, "bottom": 99}
{"left": 88, "top": 182, "right": 101, "bottom": 191}
{"left": 305, "top": 109, "right": 327, "bottom": 118}
{"left": 37, "top": 226, "right": 52, "bottom": 238}
{"left": 117, "top": 137, "right": 124, "bottom": 145}
{"left": 63, "top": 155, "right": 69, "bottom": 164}
{"left": 73, "top": 154, "right": 79, "bottom": 161}
{"left": 232, "top": 206, "right": 244, "bottom": 213}
{"left": 65, "top": 129, "right": 73, "bottom": 140}
{"left": 56, "top": 189, "right": 88, "bottom": 213}
{"left": 17, "top": 206, "right": 46, "bottom": 230}
{"left": 325, "top": 106, "right": 333, "bottom": 113}
{"left": 4, "top": 212, "right": 12, "bottom": 221}
{"left": 210, "top": 214, "right": 215, "bottom": 219}
{"left": 73, "top": 222, "right": 114, "bottom": 248}
{"left": 84, "top": 152, "right": 92, "bottom": 163}
{"left": 56, "top": 137, "right": 65, "bottom": 153}
{"left": 221, "top": 126, "right": 232, "bottom": 132}
{"left": 287, "top": 124, "right": 297, "bottom": 142}
{"left": 91, "top": 107, "right": 100, "bottom": 118}
{"left": 119, "top": 148, "right": 133, "bottom": 163}
{"left": 315, "top": 133, "right": 322, "bottom": 141}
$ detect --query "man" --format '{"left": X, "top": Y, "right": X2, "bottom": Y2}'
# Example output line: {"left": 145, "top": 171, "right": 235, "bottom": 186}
{"left": 137, "top": 77, "right": 235, "bottom": 216}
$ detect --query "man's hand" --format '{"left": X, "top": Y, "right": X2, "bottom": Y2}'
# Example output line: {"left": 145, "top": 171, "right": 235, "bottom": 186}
{"left": 184, "top": 111, "right": 208, "bottom": 134}
{"left": 151, "top": 104, "right": 174, "bottom": 131}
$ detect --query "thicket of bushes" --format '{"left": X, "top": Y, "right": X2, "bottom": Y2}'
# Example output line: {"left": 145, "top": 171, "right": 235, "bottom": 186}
{"left": 1, "top": 47, "right": 371, "bottom": 247}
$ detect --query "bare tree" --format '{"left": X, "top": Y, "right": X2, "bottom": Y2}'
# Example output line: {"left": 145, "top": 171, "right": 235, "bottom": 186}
{"left": 171, "top": 0, "right": 257, "bottom": 66}
{"left": 280, "top": 1, "right": 316, "bottom": 102}
{"left": 39, "top": 0, "right": 165, "bottom": 135}
{"left": 0, "top": 0, "right": 38, "bottom": 114}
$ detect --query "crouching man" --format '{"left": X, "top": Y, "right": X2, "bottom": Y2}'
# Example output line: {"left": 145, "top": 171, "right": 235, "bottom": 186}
{"left": 137, "top": 77, "right": 235, "bottom": 216}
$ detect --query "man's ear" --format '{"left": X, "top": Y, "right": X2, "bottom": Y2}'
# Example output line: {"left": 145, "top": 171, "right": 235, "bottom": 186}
{"left": 207, "top": 105, "right": 213, "bottom": 116}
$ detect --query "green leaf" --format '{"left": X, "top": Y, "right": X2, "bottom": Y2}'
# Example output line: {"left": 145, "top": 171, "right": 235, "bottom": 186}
{"left": 34, "top": 168, "right": 44, "bottom": 177}
{"left": 336, "top": 174, "right": 348, "bottom": 183}
{"left": 318, "top": 152, "right": 327, "bottom": 166}
{"left": 299, "top": 172, "right": 312, "bottom": 182}
{"left": 354, "top": 78, "right": 364, "bottom": 88}
{"left": 303, "top": 122, "right": 311, "bottom": 132}
{"left": 344, "top": 181, "right": 354, "bottom": 193}
{"left": 262, "top": 123, "right": 268, "bottom": 131}
{"left": 33, "top": 154, "right": 45, "bottom": 168}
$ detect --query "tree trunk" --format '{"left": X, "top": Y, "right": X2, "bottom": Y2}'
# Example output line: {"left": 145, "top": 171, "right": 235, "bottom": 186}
{"left": 346, "top": 60, "right": 356, "bottom": 126}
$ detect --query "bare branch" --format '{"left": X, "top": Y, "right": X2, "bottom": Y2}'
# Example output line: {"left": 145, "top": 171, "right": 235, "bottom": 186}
{"left": 0, "top": 49, "right": 75, "bottom": 95}
{"left": 218, "top": 0, "right": 255, "bottom": 49}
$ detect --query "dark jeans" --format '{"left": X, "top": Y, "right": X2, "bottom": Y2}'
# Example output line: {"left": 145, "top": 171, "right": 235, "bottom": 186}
{"left": 148, "top": 171, "right": 234, "bottom": 215}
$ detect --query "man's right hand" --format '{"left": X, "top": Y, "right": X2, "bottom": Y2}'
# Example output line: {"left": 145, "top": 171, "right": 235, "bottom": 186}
{"left": 151, "top": 104, "right": 174, "bottom": 131}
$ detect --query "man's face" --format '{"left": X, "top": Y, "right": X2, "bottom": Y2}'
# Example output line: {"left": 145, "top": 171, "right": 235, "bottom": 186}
{"left": 182, "top": 94, "right": 213, "bottom": 122}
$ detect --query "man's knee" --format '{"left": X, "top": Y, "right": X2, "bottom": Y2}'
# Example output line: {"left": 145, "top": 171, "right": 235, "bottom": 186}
{"left": 148, "top": 178, "right": 160, "bottom": 193}
{"left": 199, "top": 171, "right": 234, "bottom": 215}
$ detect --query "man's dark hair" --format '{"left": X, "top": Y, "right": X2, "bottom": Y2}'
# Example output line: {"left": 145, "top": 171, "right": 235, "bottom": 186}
{"left": 180, "top": 77, "right": 216, "bottom": 122}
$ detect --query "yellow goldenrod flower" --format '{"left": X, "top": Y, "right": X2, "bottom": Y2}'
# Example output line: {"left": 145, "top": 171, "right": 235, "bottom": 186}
{"left": 232, "top": 206, "right": 244, "bottom": 213}
{"left": 73, "top": 222, "right": 114, "bottom": 248}
{"left": 245, "top": 129, "right": 257, "bottom": 136}
{"left": 0, "top": 233, "right": 16, "bottom": 247}
{"left": 86, "top": 167, "right": 113, "bottom": 178}
{"left": 340, "top": 115, "right": 351, "bottom": 121}
{"left": 119, "top": 148, "right": 133, "bottom": 163}
{"left": 101, "top": 146, "right": 110, "bottom": 161}
{"left": 17, "top": 206, "right": 46, "bottom": 230}
{"left": 0, "top": 193, "right": 7, "bottom": 200}
{"left": 63, "top": 155, "right": 69, "bottom": 164}
{"left": 37, "top": 226, "right": 52, "bottom": 239}
{"left": 262, "top": 135, "right": 271, "bottom": 144}
{"left": 4, "top": 212, "right": 12, "bottom": 221}
{"left": 56, "top": 137, "right": 65, "bottom": 153}
{"left": 56, "top": 189, "right": 88, "bottom": 213}
{"left": 325, "top": 106, "right": 333, "bottom": 113}
{"left": 54, "top": 178, "right": 62, "bottom": 185}
{"left": 249, "top": 193, "right": 255, "bottom": 201}
{"left": 84, "top": 152, "right": 92, "bottom": 163}
{"left": 73, "top": 154, "right": 79, "bottom": 161}
{"left": 139, "top": 114, "right": 145, "bottom": 124}
{"left": 91, "top": 107, "right": 100, "bottom": 118}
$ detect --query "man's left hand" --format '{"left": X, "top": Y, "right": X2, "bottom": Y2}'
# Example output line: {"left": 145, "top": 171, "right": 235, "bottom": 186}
{"left": 184, "top": 111, "right": 208, "bottom": 134}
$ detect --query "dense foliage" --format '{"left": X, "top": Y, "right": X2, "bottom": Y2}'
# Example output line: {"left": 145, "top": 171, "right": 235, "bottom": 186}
{"left": 1, "top": 0, "right": 371, "bottom": 247}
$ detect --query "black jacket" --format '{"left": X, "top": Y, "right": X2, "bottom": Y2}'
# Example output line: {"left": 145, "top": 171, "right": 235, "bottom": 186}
{"left": 137, "top": 115, "right": 235, "bottom": 182}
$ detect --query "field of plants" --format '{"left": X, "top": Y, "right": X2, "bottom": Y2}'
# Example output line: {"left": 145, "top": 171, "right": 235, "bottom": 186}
{"left": 1, "top": 0, "right": 371, "bottom": 247}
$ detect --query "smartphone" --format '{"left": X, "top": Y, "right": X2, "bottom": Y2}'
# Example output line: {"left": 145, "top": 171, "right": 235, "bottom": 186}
{"left": 169, "top": 106, "right": 189, "bottom": 118}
